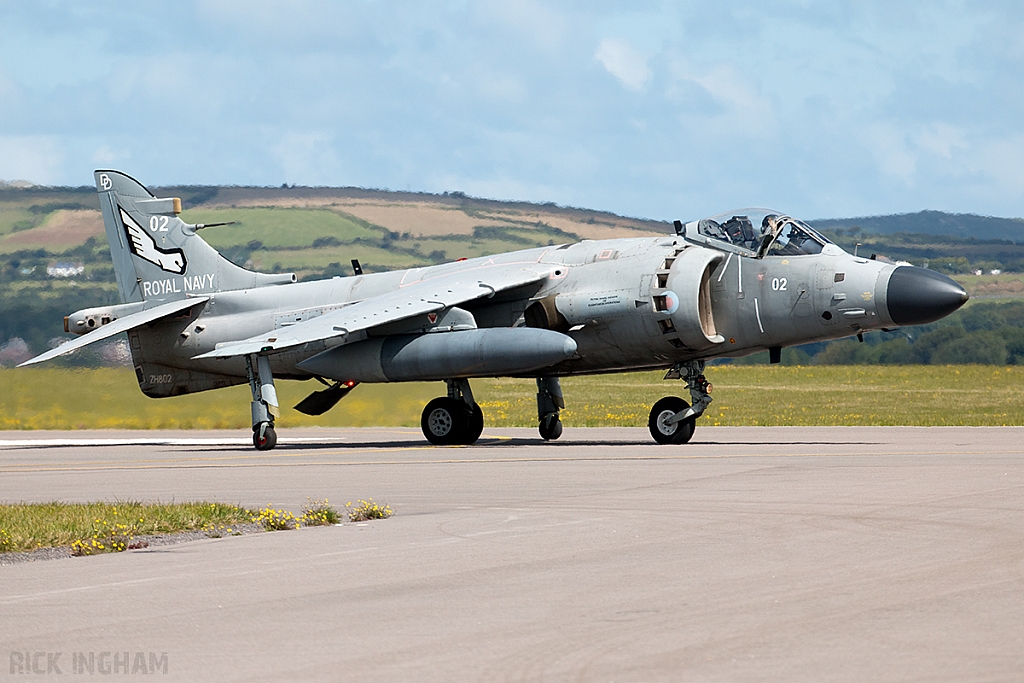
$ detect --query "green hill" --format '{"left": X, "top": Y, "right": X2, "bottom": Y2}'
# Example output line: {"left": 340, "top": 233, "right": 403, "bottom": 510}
{"left": 813, "top": 210, "right": 1024, "bottom": 242}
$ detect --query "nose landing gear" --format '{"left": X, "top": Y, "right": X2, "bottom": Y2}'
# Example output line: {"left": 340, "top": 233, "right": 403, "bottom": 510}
{"left": 648, "top": 361, "right": 712, "bottom": 445}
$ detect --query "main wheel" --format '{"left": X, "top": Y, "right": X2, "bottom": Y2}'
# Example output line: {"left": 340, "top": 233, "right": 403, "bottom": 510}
{"left": 648, "top": 396, "right": 695, "bottom": 445}
{"left": 459, "top": 403, "right": 485, "bottom": 445}
{"left": 539, "top": 413, "right": 563, "bottom": 441}
{"left": 253, "top": 423, "right": 277, "bottom": 451}
{"left": 421, "top": 397, "right": 468, "bottom": 445}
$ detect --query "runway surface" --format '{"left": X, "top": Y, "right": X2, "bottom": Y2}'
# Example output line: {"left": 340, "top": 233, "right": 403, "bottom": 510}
{"left": 2, "top": 426, "right": 1023, "bottom": 682}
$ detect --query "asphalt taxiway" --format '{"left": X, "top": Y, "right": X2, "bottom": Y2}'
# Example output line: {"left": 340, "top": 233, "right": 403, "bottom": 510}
{"left": 2, "top": 426, "right": 1023, "bottom": 682}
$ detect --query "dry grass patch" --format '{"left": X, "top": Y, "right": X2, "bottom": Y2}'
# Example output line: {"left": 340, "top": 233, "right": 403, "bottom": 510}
{"left": 0, "top": 501, "right": 252, "bottom": 553}
{"left": 0, "top": 209, "right": 104, "bottom": 250}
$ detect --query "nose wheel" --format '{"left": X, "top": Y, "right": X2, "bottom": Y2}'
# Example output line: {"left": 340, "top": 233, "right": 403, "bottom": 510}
{"left": 648, "top": 397, "right": 695, "bottom": 444}
{"left": 647, "top": 361, "right": 712, "bottom": 445}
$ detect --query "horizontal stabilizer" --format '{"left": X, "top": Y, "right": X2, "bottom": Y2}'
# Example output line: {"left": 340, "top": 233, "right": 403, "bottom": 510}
{"left": 193, "top": 266, "right": 546, "bottom": 360}
{"left": 18, "top": 296, "right": 210, "bottom": 367}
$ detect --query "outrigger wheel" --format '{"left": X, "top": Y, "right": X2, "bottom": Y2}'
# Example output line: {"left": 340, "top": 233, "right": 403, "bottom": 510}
{"left": 253, "top": 422, "right": 277, "bottom": 451}
{"left": 648, "top": 396, "right": 695, "bottom": 445}
{"left": 421, "top": 397, "right": 483, "bottom": 445}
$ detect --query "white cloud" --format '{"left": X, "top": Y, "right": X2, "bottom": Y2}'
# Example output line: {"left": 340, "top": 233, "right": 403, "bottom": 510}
{"left": 861, "top": 122, "right": 972, "bottom": 189}
{"left": 478, "top": 0, "right": 568, "bottom": 53}
{"left": 862, "top": 123, "right": 917, "bottom": 184}
{"left": 595, "top": 39, "right": 651, "bottom": 92}
{"left": 666, "top": 56, "right": 777, "bottom": 141}
{"left": 966, "top": 134, "right": 1024, "bottom": 204}
{"left": 912, "top": 123, "right": 968, "bottom": 160}
{"left": 269, "top": 131, "right": 345, "bottom": 186}
{"left": 470, "top": 65, "right": 528, "bottom": 104}
{"left": 0, "top": 136, "right": 64, "bottom": 184}
{"left": 91, "top": 144, "right": 128, "bottom": 166}
{"left": 1, "top": 1, "right": 1023, "bottom": 218}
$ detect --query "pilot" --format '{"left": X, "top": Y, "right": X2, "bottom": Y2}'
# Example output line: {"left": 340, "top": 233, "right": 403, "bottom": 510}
{"left": 756, "top": 215, "right": 778, "bottom": 254}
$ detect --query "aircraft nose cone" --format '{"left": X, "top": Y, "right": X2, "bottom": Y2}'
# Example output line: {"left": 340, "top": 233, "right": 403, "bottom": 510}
{"left": 885, "top": 266, "right": 969, "bottom": 326}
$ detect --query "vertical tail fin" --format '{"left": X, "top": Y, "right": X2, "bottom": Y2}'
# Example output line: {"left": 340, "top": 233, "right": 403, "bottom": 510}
{"left": 95, "top": 170, "right": 295, "bottom": 304}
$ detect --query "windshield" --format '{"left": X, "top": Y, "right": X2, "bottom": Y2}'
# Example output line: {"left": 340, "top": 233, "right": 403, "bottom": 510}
{"left": 693, "top": 209, "right": 830, "bottom": 257}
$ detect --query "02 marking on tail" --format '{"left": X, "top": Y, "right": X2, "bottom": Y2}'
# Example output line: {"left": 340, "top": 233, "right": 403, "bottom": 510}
{"left": 120, "top": 206, "right": 187, "bottom": 275}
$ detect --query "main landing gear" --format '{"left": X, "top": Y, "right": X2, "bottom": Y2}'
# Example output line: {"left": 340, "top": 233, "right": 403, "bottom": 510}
{"left": 648, "top": 361, "right": 713, "bottom": 445}
{"left": 421, "top": 376, "right": 566, "bottom": 446}
{"left": 418, "top": 366, "right": 712, "bottom": 447}
{"left": 247, "top": 354, "right": 279, "bottom": 451}
{"left": 536, "top": 377, "right": 564, "bottom": 441}
{"left": 420, "top": 379, "right": 484, "bottom": 445}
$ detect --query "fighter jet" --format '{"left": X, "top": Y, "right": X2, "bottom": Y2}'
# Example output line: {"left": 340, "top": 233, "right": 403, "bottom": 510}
{"left": 21, "top": 171, "right": 969, "bottom": 449}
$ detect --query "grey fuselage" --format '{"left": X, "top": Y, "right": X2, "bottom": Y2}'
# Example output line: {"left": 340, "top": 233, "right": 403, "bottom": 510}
{"left": 99, "top": 234, "right": 898, "bottom": 398}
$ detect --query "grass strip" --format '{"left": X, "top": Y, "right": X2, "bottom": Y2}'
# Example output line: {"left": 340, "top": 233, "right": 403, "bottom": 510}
{"left": 3, "top": 366, "right": 1024, "bottom": 429}
{"left": 0, "top": 501, "right": 252, "bottom": 553}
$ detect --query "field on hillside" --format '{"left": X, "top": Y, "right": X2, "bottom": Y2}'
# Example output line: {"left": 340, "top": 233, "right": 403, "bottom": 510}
{"left": 954, "top": 273, "right": 1024, "bottom": 299}
{"left": 0, "top": 186, "right": 666, "bottom": 278}
{"left": 4, "top": 365, "right": 1022, "bottom": 430}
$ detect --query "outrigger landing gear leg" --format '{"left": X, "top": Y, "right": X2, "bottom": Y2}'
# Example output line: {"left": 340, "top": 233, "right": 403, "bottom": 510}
{"left": 648, "top": 361, "right": 712, "bottom": 445}
{"left": 420, "top": 379, "right": 484, "bottom": 446}
{"left": 247, "top": 354, "right": 279, "bottom": 451}
{"left": 537, "top": 377, "right": 564, "bottom": 441}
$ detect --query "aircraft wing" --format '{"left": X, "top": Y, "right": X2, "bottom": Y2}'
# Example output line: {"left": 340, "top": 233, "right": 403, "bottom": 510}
{"left": 18, "top": 296, "right": 210, "bottom": 367}
{"left": 191, "top": 266, "right": 547, "bottom": 359}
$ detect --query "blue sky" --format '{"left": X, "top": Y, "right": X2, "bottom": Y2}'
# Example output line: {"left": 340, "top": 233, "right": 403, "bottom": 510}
{"left": 1, "top": 1, "right": 1022, "bottom": 222}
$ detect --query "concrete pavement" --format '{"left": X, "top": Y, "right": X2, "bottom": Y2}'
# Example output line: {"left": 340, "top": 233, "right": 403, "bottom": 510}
{"left": 2, "top": 426, "right": 1023, "bottom": 682}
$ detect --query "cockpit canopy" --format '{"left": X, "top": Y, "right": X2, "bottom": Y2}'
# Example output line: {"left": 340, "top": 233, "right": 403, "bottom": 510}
{"left": 684, "top": 208, "right": 832, "bottom": 258}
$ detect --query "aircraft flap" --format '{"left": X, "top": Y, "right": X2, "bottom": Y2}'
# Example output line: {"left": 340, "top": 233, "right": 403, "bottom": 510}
{"left": 191, "top": 266, "right": 547, "bottom": 360}
{"left": 18, "top": 296, "right": 210, "bottom": 367}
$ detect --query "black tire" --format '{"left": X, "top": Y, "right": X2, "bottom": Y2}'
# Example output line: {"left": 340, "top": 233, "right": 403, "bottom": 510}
{"left": 648, "top": 396, "right": 695, "bottom": 445}
{"left": 421, "top": 397, "right": 468, "bottom": 445}
{"left": 539, "top": 413, "right": 563, "bottom": 441}
{"left": 253, "top": 424, "right": 277, "bottom": 451}
{"left": 459, "top": 403, "right": 484, "bottom": 445}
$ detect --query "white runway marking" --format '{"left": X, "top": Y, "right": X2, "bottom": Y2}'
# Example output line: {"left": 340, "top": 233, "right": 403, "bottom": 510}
{"left": 0, "top": 437, "right": 333, "bottom": 448}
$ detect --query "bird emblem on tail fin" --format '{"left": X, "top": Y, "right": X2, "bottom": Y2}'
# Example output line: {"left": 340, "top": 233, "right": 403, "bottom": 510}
{"left": 119, "top": 206, "right": 187, "bottom": 274}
